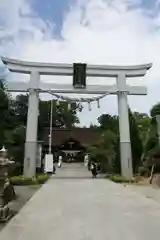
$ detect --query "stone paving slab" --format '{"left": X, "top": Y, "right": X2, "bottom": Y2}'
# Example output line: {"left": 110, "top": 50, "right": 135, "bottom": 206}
{"left": 1, "top": 164, "right": 160, "bottom": 239}
{"left": 128, "top": 184, "right": 160, "bottom": 203}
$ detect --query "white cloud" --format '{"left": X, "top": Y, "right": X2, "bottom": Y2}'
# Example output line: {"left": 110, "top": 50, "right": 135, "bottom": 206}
{"left": 1, "top": 0, "right": 160, "bottom": 126}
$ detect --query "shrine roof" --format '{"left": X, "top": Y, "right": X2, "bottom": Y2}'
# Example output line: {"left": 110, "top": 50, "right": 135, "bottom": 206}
{"left": 42, "top": 127, "right": 99, "bottom": 147}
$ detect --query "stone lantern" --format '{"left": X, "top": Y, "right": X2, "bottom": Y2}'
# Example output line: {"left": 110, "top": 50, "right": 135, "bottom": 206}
{"left": 0, "top": 146, "right": 15, "bottom": 222}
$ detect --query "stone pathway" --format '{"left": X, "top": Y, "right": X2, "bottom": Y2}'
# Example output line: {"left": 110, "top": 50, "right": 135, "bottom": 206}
{"left": 0, "top": 185, "right": 40, "bottom": 232}
{"left": 1, "top": 163, "right": 160, "bottom": 239}
{"left": 128, "top": 184, "right": 160, "bottom": 203}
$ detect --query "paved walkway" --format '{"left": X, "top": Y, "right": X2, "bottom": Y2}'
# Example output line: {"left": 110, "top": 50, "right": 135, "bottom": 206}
{"left": 1, "top": 164, "right": 160, "bottom": 239}
{"left": 128, "top": 184, "right": 160, "bottom": 204}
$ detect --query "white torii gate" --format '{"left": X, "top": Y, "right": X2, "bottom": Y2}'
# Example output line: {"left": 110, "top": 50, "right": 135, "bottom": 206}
{"left": 1, "top": 57, "right": 152, "bottom": 179}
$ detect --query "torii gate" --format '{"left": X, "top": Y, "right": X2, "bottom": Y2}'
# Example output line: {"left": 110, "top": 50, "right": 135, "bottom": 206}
{"left": 1, "top": 57, "right": 152, "bottom": 179}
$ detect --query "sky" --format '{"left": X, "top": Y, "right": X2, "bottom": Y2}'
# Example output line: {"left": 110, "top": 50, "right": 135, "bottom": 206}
{"left": 1, "top": 0, "right": 160, "bottom": 126}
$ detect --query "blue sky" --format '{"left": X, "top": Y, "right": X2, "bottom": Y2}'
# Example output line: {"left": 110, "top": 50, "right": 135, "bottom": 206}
{"left": 1, "top": 0, "right": 160, "bottom": 126}
{"left": 32, "top": 0, "right": 72, "bottom": 36}
{"left": 31, "top": 0, "right": 159, "bottom": 37}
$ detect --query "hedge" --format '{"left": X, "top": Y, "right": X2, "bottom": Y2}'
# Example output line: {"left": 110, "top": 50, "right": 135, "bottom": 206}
{"left": 106, "top": 174, "right": 136, "bottom": 183}
{"left": 10, "top": 174, "right": 50, "bottom": 186}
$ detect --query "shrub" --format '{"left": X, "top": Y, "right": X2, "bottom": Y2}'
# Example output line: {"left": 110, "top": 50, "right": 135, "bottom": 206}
{"left": 10, "top": 174, "right": 50, "bottom": 186}
{"left": 107, "top": 174, "right": 135, "bottom": 183}
{"left": 10, "top": 176, "right": 35, "bottom": 186}
{"left": 37, "top": 174, "right": 50, "bottom": 184}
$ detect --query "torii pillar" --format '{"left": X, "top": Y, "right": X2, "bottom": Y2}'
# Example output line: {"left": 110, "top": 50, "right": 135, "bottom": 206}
{"left": 23, "top": 71, "right": 40, "bottom": 177}
{"left": 117, "top": 73, "right": 132, "bottom": 179}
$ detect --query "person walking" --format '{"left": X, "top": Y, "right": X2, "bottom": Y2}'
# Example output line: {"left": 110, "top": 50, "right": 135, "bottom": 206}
{"left": 58, "top": 155, "right": 62, "bottom": 168}
{"left": 91, "top": 162, "right": 97, "bottom": 178}
{"left": 84, "top": 154, "right": 89, "bottom": 167}
{"left": 53, "top": 158, "right": 56, "bottom": 174}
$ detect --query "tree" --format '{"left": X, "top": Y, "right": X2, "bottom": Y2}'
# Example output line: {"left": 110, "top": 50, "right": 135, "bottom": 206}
{"left": 38, "top": 100, "right": 80, "bottom": 138}
{"left": 129, "top": 109, "right": 143, "bottom": 172}
{"left": 143, "top": 104, "right": 160, "bottom": 156}
{"left": 98, "top": 114, "right": 118, "bottom": 133}
{"left": 0, "top": 79, "right": 9, "bottom": 148}
{"left": 88, "top": 130, "right": 117, "bottom": 173}
{"left": 13, "top": 94, "right": 29, "bottom": 126}
{"left": 112, "top": 135, "right": 121, "bottom": 174}
{"left": 4, "top": 95, "right": 80, "bottom": 139}
{"left": 132, "top": 112, "right": 151, "bottom": 147}
{"left": 6, "top": 95, "right": 80, "bottom": 131}
{"left": 150, "top": 103, "right": 160, "bottom": 118}
{"left": 97, "top": 114, "right": 120, "bottom": 173}
{"left": 0, "top": 92, "right": 81, "bottom": 172}
{"left": 89, "top": 124, "right": 98, "bottom": 129}
{"left": 141, "top": 104, "right": 160, "bottom": 164}
{"left": 4, "top": 94, "right": 29, "bottom": 130}
{"left": 5, "top": 126, "right": 26, "bottom": 164}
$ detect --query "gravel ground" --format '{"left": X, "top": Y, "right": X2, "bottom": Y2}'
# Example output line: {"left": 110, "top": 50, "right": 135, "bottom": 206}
{"left": 0, "top": 185, "right": 40, "bottom": 232}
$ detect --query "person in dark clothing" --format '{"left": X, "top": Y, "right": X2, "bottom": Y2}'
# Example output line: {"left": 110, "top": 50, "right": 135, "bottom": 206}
{"left": 91, "top": 162, "right": 97, "bottom": 178}
{"left": 88, "top": 160, "right": 91, "bottom": 171}
{"left": 97, "top": 162, "right": 101, "bottom": 173}
{"left": 53, "top": 159, "right": 56, "bottom": 174}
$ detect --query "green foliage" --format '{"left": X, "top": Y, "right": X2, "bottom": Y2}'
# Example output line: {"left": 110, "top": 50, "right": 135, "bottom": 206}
{"left": 13, "top": 94, "right": 29, "bottom": 126}
{"left": 88, "top": 130, "right": 117, "bottom": 173}
{"left": 2, "top": 92, "right": 80, "bottom": 165}
{"left": 129, "top": 109, "right": 143, "bottom": 172}
{"left": 98, "top": 114, "right": 118, "bottom": 133}
{"left": 10, "top": 174, "right": 50, "bottom": 186}
{"left": 36, "top": 174, "right": 50, "bottom": 184}
{"left": 150, "top": 103, "right": 160, "bottom": 118}
{"left": 106, "top": 174, "right": 135, "bottom": 183}
{"left": 4, "top": 125, "right": 26, "bottom": 165}
{"left": 97, "top": 110, "right": 144, "bottom": 174}
{"left": 89, "top": 124, "right": 98, "bottom": 129}
{"left": 132, "top": 112, "right": 151, "bottom": 147}
{"left": 0, "top": 79, "right": 9, "bottom": 148}
{"left": 90, "top": 114, "right": 120, "bottom": 173}
{"left": 142, "top": 109, "right": 158, "bottom": 164}
{"left": 112, "top": 136, "right": 121, "bottom": 174}
{"left": 10, "top": 176, "right": 37, "bottom": 186}
{"left": 39, "top": 100, "right": 80, "bottom": 129}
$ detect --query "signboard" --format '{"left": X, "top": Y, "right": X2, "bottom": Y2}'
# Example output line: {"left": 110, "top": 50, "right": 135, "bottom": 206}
{"left": 73, "top": 63, "right": 86, "bottom": 88}
{"left": 44, "top": 154, "right": 53, "bottom": 173}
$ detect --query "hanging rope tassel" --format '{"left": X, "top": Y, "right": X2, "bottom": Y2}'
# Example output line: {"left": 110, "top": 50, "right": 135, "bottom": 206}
{"left": 79, "top": 104, "right": 83, "bottom": 112}
{"left": 44, "top": 90, "right": 110, "bottom": 112}
{"left": 56, "top": 98, "right": 60, "bottom": 106}
{"left": 97, "top": 99, "right": 100, "bottom": 108}
{"left": 88, "top": 101, "right": 92, "bottom": 111}
{"left": 68, "top": 102, "right": 71, "bottom": 110}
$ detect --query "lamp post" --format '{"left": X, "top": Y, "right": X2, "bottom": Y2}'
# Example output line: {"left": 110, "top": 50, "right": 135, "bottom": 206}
{"left": 44, "top": 99, "right": 54, "bottom": 174}
{"left": 49, "top": 99, "right": 53, "bottom": 154}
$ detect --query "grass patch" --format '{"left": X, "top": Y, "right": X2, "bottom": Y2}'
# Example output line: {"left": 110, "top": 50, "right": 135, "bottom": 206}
{"left": 106, "top": 174, "right": 136, "bottom": 183}
{"left": 10, "top": 174, "right": 50, "bottom": 186}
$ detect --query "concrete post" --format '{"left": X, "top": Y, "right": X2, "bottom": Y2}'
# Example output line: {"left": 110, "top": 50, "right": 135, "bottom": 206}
{"left": 117, "top": 74, "right": 133, "bottom": 179}
{"left": 23, "top": 71, "right": 40, "bottom": 177}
